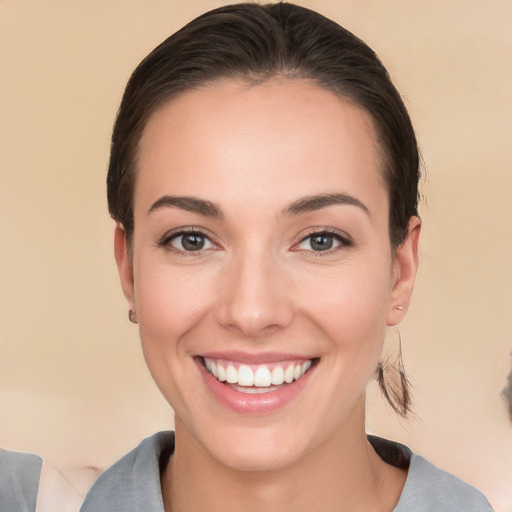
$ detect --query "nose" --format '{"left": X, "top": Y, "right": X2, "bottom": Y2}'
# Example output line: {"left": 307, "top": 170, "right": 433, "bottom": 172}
{"left": 216, "top": 248, "right": 295, "bottom": 338}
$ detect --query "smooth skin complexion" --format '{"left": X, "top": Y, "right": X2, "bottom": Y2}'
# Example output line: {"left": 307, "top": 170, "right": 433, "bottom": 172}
{"left": 115, "top": 79, "right": 420, "bottom": 512}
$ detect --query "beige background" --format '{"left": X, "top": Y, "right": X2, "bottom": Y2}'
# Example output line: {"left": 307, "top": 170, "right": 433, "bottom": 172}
{"left": 1, "top": 1, "right": 511, "bottom": 510}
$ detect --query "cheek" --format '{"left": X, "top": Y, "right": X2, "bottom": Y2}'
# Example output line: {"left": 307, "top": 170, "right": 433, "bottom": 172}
{"left": 134, "top": 263, "right": 218, "bottom": 358}
{"left": 299, "top": 262, "right": 391, "bottom": 342}
{"left": 296, "top": 259, "right": 392, "bottom": 391}
{"left": 133, "top": 262, "right": 220, "bottom": 413}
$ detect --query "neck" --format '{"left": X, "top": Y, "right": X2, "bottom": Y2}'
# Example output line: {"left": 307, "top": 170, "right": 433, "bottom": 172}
{"left": 162, "top": 400, "right": 405, "bottom": 512}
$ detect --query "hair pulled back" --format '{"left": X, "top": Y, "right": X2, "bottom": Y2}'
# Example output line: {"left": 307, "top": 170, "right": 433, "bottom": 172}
{"left": 107, "top": 2, "right": 419, "bottom": 250}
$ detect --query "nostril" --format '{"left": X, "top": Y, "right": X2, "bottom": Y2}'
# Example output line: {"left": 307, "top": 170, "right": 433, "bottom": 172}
{"left": 214, "top": 262, "right": 295, "bottom": 336}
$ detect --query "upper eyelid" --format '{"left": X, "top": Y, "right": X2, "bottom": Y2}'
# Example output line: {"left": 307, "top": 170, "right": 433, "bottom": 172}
{"left": 297, "top": 227, "right": 352, "bottom": 243}
{"left": 160, "top": 226, "right": 211, "bottom": 238}
{"left": 158, "top": 227, "right": 217, "bottom": 246}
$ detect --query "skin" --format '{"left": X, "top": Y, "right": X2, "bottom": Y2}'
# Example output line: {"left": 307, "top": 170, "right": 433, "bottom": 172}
{"left": 115, "top": 78, "right": 420, "bottom": 511}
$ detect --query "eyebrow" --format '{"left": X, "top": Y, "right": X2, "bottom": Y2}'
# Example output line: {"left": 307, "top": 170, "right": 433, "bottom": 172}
{"left": 148, "top": 195, "right": 223, "bottom": 218}
{"left": 282, "top": 193, "right": 370, "bottom": 217}
{"left": 148, "top": 192, "right": 369, "bottom": 219}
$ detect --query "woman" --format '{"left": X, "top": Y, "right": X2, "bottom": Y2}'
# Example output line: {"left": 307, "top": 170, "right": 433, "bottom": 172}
{"left": 80, "top": 3, "right": 493, "bottom": 511}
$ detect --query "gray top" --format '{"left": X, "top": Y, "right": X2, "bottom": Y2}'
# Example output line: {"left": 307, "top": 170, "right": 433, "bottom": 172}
{"left": 0, "top": 448, "right": 42, "bottom": 512}
{"left": 80, "top": 431, "right": 494, "bottom": 512}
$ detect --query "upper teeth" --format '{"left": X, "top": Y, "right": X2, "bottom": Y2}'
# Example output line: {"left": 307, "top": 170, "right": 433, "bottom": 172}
{"left": 204, "top": 358, "right": 312, "bottom": 387}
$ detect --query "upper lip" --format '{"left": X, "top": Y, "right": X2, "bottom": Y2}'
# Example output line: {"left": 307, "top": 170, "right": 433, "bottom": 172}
{"left": 198, "top": 351, "right": 316, "bottom": 364}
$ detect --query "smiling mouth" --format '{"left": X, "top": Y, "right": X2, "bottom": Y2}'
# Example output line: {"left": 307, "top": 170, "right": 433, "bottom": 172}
{"left": 202, "top": 357, "right": 317, "bottom": 394}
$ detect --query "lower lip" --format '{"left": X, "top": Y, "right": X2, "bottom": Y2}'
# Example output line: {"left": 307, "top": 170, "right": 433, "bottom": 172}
{"left": 196, "top": 358, "right": 315, "bottom": 415}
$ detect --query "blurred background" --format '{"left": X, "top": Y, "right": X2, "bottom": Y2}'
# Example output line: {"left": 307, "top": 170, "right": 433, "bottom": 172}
{"left": 1, "top": 1, "right": 511, "bottom": 510}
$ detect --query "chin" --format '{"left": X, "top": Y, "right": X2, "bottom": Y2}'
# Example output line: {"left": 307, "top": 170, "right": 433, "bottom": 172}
{"left": 179, "top": 416, "right": 311, "bottom": 473}
{"left": 207, "top": 430, "right": 307, "bottom": 473}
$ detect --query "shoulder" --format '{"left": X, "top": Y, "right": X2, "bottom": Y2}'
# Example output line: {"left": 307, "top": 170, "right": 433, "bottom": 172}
{"left": 0, "top": 447, "right": 42, "bottom": 512}
{"left": 396, "top": 453, "right": 494, "bottom": 512}
{"left": 80, "top": 431, "right": 174, "bottom": 512}
{"left": 369, "top": 437, "right": 493, "bottom": 512}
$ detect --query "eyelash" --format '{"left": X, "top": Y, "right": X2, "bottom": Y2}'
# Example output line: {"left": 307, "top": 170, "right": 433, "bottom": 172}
{"left": 157, "top": 227, "right": 352, "bottom": 256}
{"left": 157, "top": 228, "right": 219, "bottom": 256}
{"left": 293, "top": 229, "right": 353, "bottom": 256}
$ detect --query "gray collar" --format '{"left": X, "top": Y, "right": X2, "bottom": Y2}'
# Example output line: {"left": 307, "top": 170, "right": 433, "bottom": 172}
{"left": 80, "top": 431, "right": 493, "bottom": 512}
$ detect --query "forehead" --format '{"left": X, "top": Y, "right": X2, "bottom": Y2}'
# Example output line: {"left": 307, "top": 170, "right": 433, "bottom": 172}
{"left": 135, "top": 78, "right": 387, "bottom": 215}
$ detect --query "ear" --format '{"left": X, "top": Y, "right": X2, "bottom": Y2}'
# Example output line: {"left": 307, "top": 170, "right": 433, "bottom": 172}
{"left": 114, "top": 223, "right": 135, "bottom": 310}
{"left": 387, "top": 216, "right": 421, "bottom": 326}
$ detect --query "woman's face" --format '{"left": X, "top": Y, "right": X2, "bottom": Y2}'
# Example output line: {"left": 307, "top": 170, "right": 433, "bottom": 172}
{"left": 116, "top": 79, "right": 419, "bottom": 471}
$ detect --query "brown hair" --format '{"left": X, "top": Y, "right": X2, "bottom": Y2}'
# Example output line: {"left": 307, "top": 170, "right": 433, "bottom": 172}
{"left": 107, "top": 2, "right": 420, "bottom": 415}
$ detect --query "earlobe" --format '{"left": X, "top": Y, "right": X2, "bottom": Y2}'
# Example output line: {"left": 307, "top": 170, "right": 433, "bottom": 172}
{"left": 114, "top": 223, "right": 135, "bottom": 310}
{"left": 387, "top": 216, "right": 421, "bottom": 326}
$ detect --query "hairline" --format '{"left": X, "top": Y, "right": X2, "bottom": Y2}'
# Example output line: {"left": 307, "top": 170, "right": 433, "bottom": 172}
{"left": 123, "top": 73, "right": 394, "bottom": 252}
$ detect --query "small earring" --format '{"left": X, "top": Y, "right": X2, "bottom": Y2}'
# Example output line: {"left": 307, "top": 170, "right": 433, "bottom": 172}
{"left": 128, "top": 309, "right": 138, "bottom": 324}
{"left": 394, "top": 305, "right": 404, "bottom": 311}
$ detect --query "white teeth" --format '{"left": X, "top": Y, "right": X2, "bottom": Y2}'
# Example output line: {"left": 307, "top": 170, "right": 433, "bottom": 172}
{"left": 254, "top": 366, "right": 272, "bottom": 387}
{"left": 238, "top": 365, "right": 254, "bottom": 386}
{"left": 284, "top": 365, "right": 294, "bottom": 383}
{"left": 217, "top": 364, "right": 226, "bottom": 382}
{"left": 231, "top": 384, "right": 280, "bottom": 394}
{"left": 226, "top": 365, "right": 237, "bottom": 384}
{"left": 235, "top": 385, "right": 259, "bottom": 394}
{"left": 204, "top": 357, "right": 313, "bottom": 388}
{"left": 271, "top": 366, "right": 285, "bottom": 385}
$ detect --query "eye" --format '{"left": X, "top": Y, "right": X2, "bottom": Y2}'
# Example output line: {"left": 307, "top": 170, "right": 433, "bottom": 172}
{"left": 162, "top": 230, "right": 217, "bottom": 252}
{"left": 296, "top": 231, "right": 350, "bottom": 252}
